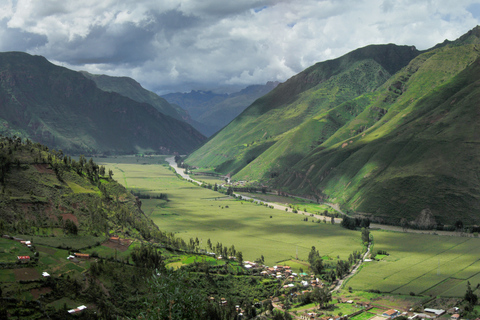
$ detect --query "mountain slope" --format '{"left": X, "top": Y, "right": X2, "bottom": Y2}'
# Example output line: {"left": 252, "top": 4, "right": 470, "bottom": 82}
{"left": 0, "top": 135, "right": 160, "bottom": 240}
{"left": 162, "top": 82, "right": 279, "bottom": 136}
{"left": 80, "top": 71, "right": 189, "bottom": 121}
{"left": 186, "top": 26, "right": 480, "bottom": 225}
{"left": 187, "top": 44, "right": 420, "bottom": 175}
{"left": 276, "top": 39, "right": 480, "bottom": 226}
{"left": 0, "top": 52, "right": 205, "bottom": 154}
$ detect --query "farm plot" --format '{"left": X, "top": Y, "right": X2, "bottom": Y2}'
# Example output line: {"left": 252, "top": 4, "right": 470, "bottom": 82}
{"left": 348, "top": 230, "right": 480, "bottom": 296}
{"left": 14, "top": 268, "right": 40, "bottom": 281}
{"left": 96, "top": 158, "right": 364, "bottom": 267}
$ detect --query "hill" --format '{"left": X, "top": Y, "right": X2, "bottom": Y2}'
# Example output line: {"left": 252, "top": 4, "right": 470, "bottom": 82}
{"left": 162, "top": 81, "right": 279, "bottom": 136}
{"left": 0, "top": 135, "right": 160, "bottom": 240}
{"left": 0, "top": 52, "right": 205, "bottom": 155}
{"left": 186, "top": 26, "right": 480, "bottom": 226}
{"left": 80, "top": 71, "right": 189, "bottom": 121}
{"left": 0, "top": 136, "right": 284, "bottom": 319}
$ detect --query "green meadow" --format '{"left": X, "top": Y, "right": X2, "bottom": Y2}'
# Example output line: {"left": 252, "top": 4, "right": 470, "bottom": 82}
{"left": 347, "top": 230, "right": 480, "bottom": 297}
{"left": 95, "top": 157, "right": 363, "bottom": 267}
{"left": 96, "top": 156, "right": 480, "bottom": 297}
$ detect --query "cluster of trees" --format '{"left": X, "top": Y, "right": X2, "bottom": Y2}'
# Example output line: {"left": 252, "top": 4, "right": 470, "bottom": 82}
{"left": 130, "top": 244, "right": 164, "bottom": 270}
{"left": 341, "top": 216, "right": 370, "bottom": 230}
{"left": 130, "top": 190, "right": 168, "bottom": 200}
{"left": 206, "top": 238, "right": 244, "bottom": 264}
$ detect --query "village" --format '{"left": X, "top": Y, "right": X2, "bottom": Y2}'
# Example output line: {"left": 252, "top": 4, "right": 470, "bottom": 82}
{"left": 0, "top": 233, "right": 469, "bottom": 320}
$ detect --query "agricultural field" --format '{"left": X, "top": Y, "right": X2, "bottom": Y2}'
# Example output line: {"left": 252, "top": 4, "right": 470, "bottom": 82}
{"left": 347, "top": 231, "right": 480, "bottom": 297}
{"left": 95, "top": 156, "right": 480, "bottom": 298}
{"left": 95, "top": 157, "right": 364, "bottom": 268}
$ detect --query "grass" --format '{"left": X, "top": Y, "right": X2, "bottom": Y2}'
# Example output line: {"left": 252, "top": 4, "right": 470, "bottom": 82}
{"left": 95, "top": 157, "right": 364, "bottom": 268}
{"left": 348, "top": 230, "right": 480, "bottom": 296}
{"left": 18, "top": 234, "right": 106, "bottom": 250}
{"left": 351, "top": 312, "right": 375, "bottom": 320}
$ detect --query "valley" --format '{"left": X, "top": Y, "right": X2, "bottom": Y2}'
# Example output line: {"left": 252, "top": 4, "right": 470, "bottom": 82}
{"left": 1, "top": 17, "right": 480, "bottom": 320}
{"left": 98, "top": 156, "right": 480, "bottom": 298}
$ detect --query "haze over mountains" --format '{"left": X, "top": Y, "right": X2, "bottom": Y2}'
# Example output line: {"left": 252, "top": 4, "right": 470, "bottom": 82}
{"left": 186, "top": 26, "right": 480, "bottom": 226}
{"left": 162, "top": 81, "right": 279, "bottom": 136}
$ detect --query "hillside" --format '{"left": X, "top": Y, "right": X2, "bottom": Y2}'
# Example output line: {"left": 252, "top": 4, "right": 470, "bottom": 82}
{"left": 187, "top": 44, "right": 420, "bottom": 173}
{"left": 80, "top": 71, "right": 189, "bottom": 121}
{"left": 0, "top": 52, "right": 205, "bottom": 155}
{"left": 0, "top": 135, "right": 160, "bottom": 240}
{"left": 186, "top": 26, "right": 480, "bottom": 226}
{"left": 162, "top": 81, "right": 279, "bottom": 136}
{"left": 0, "top": 136, "right": 280, "bottom": 319}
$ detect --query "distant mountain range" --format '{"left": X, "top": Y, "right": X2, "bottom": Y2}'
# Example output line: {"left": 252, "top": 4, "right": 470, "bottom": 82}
{"left": 186, "top": 26, "right": 480, "bottom": 226}
{"left": 162, "top": 82, "right": 279, "bottom": 136}
{"left": 0, "top": 52, "right": 205, "bottom": 155}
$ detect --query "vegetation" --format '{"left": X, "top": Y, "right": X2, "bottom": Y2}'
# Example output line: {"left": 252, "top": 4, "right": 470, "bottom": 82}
{"left": 186, "top": 26, "right": 480, "bottom": 226}
{"left": 0, "top": 52, "right": 205, "bottom": 155}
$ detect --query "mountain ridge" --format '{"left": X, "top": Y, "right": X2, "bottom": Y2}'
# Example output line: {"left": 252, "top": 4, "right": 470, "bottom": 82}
{"left": 0, "top": 51, "right": 205, "bottom": 155}
{"left": 186, "top": 26, "right": 480, "bottom": 225}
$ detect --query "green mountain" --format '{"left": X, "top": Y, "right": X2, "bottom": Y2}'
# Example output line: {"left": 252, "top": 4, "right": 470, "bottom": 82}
{"left": 187, "top": 26, "right": 480, "bottom": 226}
{"left": 0, "top": 136, "right": 160, "bottom": 239}
{"left": 0, "top": 52, "right": 205, "bottom": 155}
{"left": 162, "top": 82, "right": 279, "bottom": 136}
{"left": 80, "top": 71, "right": 189, "bottom": 121}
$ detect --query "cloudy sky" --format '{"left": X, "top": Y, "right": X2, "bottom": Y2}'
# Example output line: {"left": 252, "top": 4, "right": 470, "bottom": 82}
{"left": 1, "top": 0, "right": 480, "bottom": 94}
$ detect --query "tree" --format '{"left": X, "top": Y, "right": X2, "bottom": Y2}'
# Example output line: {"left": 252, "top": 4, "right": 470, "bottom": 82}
{"left": 311, "top": 257, "right": 324, "bottom": 275}
{"left": 64, "top": 219, "right": 78, "bottom": 235}
{"left": 312, "top": 286, "right": 331, "bottom": 309}
{"left": 465, "top": 281, "right": 478, "bottom": 306}
{"left": 455, "top": 220, "right": 464, "bottom": 231}
{"left": 137, "top": 269, "right": 211, "bottom": 320}
{"left": 236, "top": 251, "right": 243, "bottom": 266}
{"left": 361, "top": 227, "right": 370, "bottom": 244}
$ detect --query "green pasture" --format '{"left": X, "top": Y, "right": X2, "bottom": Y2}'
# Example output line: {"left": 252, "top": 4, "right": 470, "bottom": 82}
{"left": 95, "top": 158, "right": 363, "bottom": 267}
{"left": 18, "top": 234, "right": 105, "bottom": 250}
{"left": 348, "top": 230, "right": 480, "bottom": 297}
{"left": 350, "top": 312, "right": 375, "bottom": 320}
{"left": 165, "top": 254, "right": 227, "bottom": 269}
{"left": 0, "top": 238, "right": 33, "bottom": 263}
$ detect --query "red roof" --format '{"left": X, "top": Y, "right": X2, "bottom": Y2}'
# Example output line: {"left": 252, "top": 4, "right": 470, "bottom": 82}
{"left": 17, "top": 256, "right": 30, "bottom": 260}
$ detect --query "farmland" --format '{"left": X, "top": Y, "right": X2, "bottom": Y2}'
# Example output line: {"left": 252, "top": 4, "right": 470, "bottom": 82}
{"left": 96, "top": 155, "right": 480, "bottom": 298}
{"left": 95, "top": 156, "right": 363, "bottom": 267}
{"left": 347, "top": 231, "right": 480, "bottom": 297}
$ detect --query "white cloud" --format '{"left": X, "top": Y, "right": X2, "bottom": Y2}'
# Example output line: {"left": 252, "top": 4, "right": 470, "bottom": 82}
{"left": 0, "top": 0, "right": 479, "bottom": 93}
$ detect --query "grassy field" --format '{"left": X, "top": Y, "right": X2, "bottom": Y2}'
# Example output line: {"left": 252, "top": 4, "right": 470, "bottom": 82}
{"left": 95, "top": 157, "right": 363, "bottom": 267}
{"left": 95, "top": 156, "right": 480, "bottom": 297}
{"left": 347, "top": 230, "right": 480, "bottom": 297}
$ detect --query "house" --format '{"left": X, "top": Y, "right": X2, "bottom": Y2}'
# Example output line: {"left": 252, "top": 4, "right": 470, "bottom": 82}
{"left": 42, "top": 272, "right": 50, "bottom": 277}
{"left": 301, "top": 313, "right": 317, "bottom": 320}
{"left": 17, "top": 256, "right": 30, "bottom": 263}
{"left": 383, "top": 309, "right": 400, "bottom": 319}
{"left": 74, "top": 253, "right": 90, "bottom": 259}
{"left": 68, "top": 305, "right": 87, "bottom": 314}
{"left": 424, "top": 309, "right": 445, "bottom": 317}
{"left": 220, "top": 298, "right": 227, "bottom": 306}
{"left": 451, "top": 314, "right": 460, "bottom": 320}
{"left": 109, "top": 236, "right": 120, "bottom": 243}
